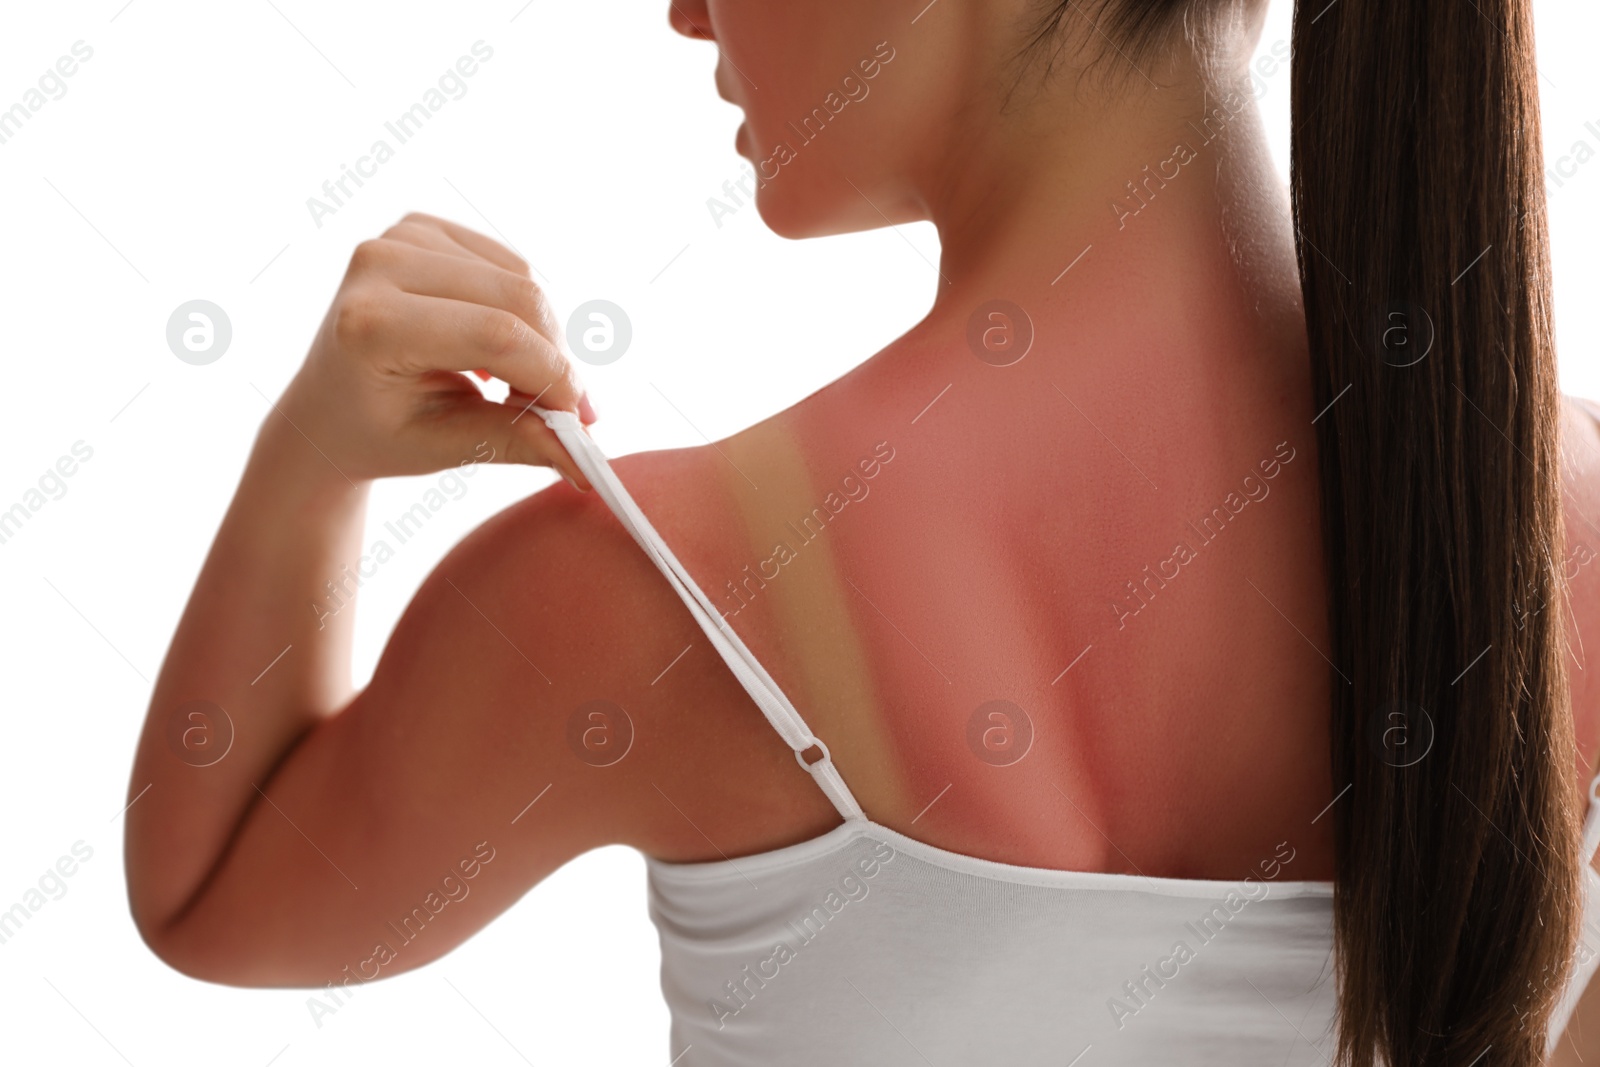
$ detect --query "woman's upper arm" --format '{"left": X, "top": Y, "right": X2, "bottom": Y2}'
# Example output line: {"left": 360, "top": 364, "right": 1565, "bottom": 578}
{"left": 153, "top": 480, "right": 676, "bottom": 987}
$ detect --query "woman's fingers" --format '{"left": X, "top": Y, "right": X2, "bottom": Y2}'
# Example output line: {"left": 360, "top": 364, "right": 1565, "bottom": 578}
{"left": 346, "top": 237, "right": 590, "bottom": 417}
{"left": 510, "top": 386, "right": 598, "bottom": 426}
{"left": 396, "top": 212, "right": 531, "bottom": 276}
{"left": 383, "top": 219, "right": 533, "bottom": 285}
{"left": 333, "top": 288, "right": 584, "bottom": 416}
{"left": 424, "top": 393, "right": 592, "bottom": 491}
{"left": 364, "top": 241, "right": 564, "bottom": 347}
{"left": 381, "top": 219, "right": 483, "bottom": 263}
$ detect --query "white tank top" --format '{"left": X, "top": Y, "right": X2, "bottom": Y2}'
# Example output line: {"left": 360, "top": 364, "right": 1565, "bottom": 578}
{"left": 537, "top": 406, "right": 1600, "bottom": 1065}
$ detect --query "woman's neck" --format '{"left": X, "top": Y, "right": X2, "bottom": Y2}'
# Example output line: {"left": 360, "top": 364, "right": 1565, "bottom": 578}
{"left": 906, "top": 65, "right": 1305, "bottom": 356}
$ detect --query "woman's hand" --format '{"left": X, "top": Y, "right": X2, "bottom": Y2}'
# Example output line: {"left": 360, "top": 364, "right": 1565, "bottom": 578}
{"left": 272, "top": 211, "right": 593, "bottom": 489}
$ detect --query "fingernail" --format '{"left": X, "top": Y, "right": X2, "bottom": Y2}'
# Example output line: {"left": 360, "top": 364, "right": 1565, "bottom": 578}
{"left": 560, "top": 468, "right": 579, "bottom": 492}
{"left": 578, "top": 391, "right": 597, "bottom": 425}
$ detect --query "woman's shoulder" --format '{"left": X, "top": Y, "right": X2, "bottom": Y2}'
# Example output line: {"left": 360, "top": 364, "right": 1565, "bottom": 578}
{"left": 430, "top": 431, "right": 845, "bottom": 859}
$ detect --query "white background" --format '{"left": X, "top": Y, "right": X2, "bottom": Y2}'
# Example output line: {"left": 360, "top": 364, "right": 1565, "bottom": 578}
{"left": 0, "top": 1, "right": 1595, "bottom": 1064}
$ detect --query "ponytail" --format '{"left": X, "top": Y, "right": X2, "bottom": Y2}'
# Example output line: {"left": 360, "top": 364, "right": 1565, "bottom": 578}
{"left": 1291, "top": 0, "right": 1579, "bottom": 1061}
{"left": 1030, "top": 0, "right": 1583, "bottom": 1061}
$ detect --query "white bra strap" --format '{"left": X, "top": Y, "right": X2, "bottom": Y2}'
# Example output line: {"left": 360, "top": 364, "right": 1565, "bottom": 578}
{"left": 533, "top": 407, "right": 866, "bottom": 823}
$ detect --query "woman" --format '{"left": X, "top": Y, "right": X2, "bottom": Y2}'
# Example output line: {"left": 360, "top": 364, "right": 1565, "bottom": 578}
{"left": 124, "top": 0, "right": 1600, "bottom": 1063}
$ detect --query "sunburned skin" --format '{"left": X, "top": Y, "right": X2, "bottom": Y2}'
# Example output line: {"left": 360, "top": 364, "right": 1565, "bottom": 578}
{"left": 707, "top": 420, "right": 911, "bottom": 807}
{"left": 635, "top": 265, "right": 1600, "bottom": 887}
{"left": 123, "top": 0, "right": 1600, "bottom": 1025}
{"left": 623, "top": 61, "right": 1337, "bottom": 880}
{"left": 633, "top": 179, "right": 1338, "bottom": 882}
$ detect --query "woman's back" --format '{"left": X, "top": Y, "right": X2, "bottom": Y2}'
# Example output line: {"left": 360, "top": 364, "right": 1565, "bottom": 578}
{"left": 528, "top": 379, "right": 1350, "bottom": 1064}
{"left": 600, "top": 164, "right": 1338, "bottom": 883}
{"left": 520, "top": 384, "right": 1600, "bottom": 1064}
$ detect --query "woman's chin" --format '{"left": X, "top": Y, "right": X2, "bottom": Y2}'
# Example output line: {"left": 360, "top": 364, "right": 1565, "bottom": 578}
{"left": 753, "top": 195, "right": 827, "bottom": 241}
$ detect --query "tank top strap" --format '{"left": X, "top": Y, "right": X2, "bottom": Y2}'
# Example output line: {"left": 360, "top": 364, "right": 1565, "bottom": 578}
{"left": 533, "top": 407, "right": 866, "bottom": 823}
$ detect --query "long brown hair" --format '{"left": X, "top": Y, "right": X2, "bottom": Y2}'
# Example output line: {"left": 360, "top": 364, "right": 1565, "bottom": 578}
{"left": 1027, "top": 0, "right": 1582, "bottom": 1061}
